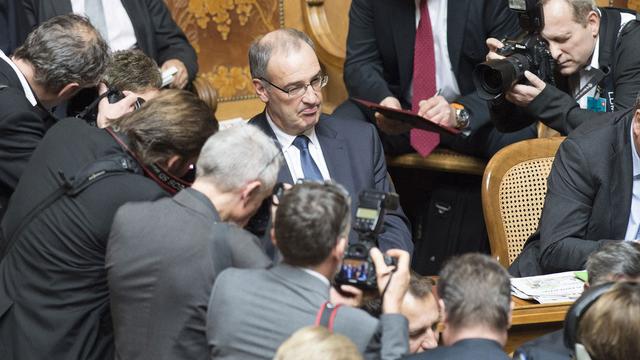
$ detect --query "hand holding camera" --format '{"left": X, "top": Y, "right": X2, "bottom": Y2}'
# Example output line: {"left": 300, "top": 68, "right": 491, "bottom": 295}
{"left": 370, "top": 247, "right": 410, "bottom": 314}
{"left": 96, "top": 83, "right": 146, "bottom": 128}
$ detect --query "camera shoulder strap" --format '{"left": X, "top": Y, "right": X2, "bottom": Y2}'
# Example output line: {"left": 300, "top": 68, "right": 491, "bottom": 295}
{"left": 0, "top": 154, "right": 140, "bottom": 259}
{"left": 314, "top": 301, "right": 342, "bottom": 332}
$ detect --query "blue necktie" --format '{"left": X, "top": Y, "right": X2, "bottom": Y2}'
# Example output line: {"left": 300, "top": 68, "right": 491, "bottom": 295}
{"left": 292, "top": 135, "right": 323, "bottom": 181}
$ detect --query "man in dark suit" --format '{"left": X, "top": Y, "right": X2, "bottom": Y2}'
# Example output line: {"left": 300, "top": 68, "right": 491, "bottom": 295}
{"left": 0, "top": 14, "right": 109, "bottom": 218}
{"left": 0, "top": 90, "right": 216, "bottom": 360}
{"left": 407, "top": 253, "right": 512, "bottom": 360}
{"left": 207, "top": 182, "right": 411, "bottom": 359}
{"left": 247, "top": 28, "right": 413, "bottom": 253}
{"left": 22, "top": 0, "right": 197, "bottom": 89}
{"left": 334, "top": 0, "right": 536, "bottom": 158}
{"left": 511, "top": 101, "right": 640, "bottom": 276}
{"left": 0, "top": 0, "right": 30, "bottom": 54}
{"left": 106, "top": 125, "right": 278, "bottom": 360}
{"left": 488, "top": 0, "right": 640, "bottom": 135}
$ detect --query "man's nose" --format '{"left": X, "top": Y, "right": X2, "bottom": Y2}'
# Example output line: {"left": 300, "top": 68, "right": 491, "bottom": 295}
{"left": 301, "top": 84, "right": 320, "bottom": 103}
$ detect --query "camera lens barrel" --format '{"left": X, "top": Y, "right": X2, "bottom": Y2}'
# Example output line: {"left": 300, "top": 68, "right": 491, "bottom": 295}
{"left": 472, "top": 54, "right": 530, "bottom": 100}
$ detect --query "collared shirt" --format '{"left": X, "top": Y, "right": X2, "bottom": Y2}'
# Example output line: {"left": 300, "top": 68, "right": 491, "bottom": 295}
{"left": 0, "top": 50, "right": 37, "bottom": 106}
{"left": 573, "top": 12, "right": 636, "bottom": 109}
{"left": 410, "top": 0, "right": 461, "bottom": 103}
{"left": 301, "top": 268, "right": 331, "bottom": 287}
{"left": 71, "top": 0, "right": 137, "bottom": 51}
{"left": 624, "top": 121, "right": 640, "bottom": 240}
{"left": 265, "top": 112, "right": 331, "bottom": 182}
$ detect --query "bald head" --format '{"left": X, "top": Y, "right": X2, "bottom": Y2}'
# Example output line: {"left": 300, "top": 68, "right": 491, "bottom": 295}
{"left": 248, "top": 28, "right": 315, "bottom": 80}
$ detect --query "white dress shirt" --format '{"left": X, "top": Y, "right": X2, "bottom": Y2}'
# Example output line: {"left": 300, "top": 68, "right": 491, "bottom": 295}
{"left": 624, "top": 121, "right": 640, "bottom": 240}
{"left": 265, "top": 112, "right": 332, "bottom": 182}
{"left": 71, "top": 0, "right": 137, "bottom": 51}
{"left": 0, "top": 50, "right": 37, "bottom": 106}
{"left": 411, "top": 0, "right": 461, "bottom": 103}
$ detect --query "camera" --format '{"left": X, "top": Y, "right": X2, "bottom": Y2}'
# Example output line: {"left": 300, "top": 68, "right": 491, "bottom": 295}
{"left": 472, "top": 0, "right": 555, "bottom": 100}
{"left": 335, "top": 190, "right": 399, "bottom": 291}
{"left": 107, "top": 88, "right": 145, "bottom": 110}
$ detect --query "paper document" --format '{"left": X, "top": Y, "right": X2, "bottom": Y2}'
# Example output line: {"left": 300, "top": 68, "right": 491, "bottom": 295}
{"left": 511, "top": 271, "right": 585, "bottom": 304}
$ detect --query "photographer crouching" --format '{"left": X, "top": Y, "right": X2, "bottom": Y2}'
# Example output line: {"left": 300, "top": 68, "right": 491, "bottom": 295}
{"left": 479, "top": 0, "right": 640, "bottom": 135}
{"left": 207, "top": 182, "right": 410, "bottom": 359}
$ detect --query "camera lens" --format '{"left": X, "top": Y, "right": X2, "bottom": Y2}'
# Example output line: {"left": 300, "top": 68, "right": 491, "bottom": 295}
{"left": 472, "top": 54, "right": 530, "bottom": 100}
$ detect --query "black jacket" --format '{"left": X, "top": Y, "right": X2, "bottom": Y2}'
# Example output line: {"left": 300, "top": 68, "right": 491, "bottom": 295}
{"left": 510, "top": 110, "right": 633, "bottom": 276}
{"left": 21, "top": 0, "right": 198, "bottom": 81}
{"left": 491, "top": 8, "right": 640, "bottom": 135}
{"left": 0, "top": 119, "right": 167, "bottom": 360}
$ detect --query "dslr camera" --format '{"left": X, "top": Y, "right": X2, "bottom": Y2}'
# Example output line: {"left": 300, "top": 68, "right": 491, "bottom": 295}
{"left": 473, "top": 0, "right": 555, "bottom": 100}
{"left": 107, "top": 88, "right": 145, "bottom": 110}
{"left": 335, "top": 190, "right": 398, "bottom": 291}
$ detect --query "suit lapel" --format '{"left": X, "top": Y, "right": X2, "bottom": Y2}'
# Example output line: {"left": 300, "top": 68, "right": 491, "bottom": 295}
{"left": 49, "top": 0, "right": 72, "bottom": 16}
{"left": 249, "top": 112, "right": 294, "bottom": 184}
{"left": 392, "top": 0, "right": 416, "bottom": 95}
{"left": 315, "top": 117, "right": 354, "bottom": 193}
{"left": 446, "top": 0, "right": 470, "bottom": 75}
{"left": 609, "top": 115, "right": 634, "bottom": 238}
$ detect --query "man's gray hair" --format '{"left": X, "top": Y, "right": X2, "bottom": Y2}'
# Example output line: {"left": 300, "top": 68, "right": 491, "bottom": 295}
{"left": 13, "top": 14, "right": 110, "bottom": 93}
{"left": 541, "top": 0, "right": 598, "bottom": 26}
{"left": 196, "top": 124, "right": 283, "bottom": 194}
{"left": 586, "top": 242, "right": 640, "bottom": 286}
{"left": 438, "top": 253, "right": 512, "bottom": 332}
{"left": 248, "top": 28, "right": 315, "bottom": 79}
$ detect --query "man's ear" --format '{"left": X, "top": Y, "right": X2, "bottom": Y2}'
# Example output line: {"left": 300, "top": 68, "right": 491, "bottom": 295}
{"left": 587, "top": 10, "right": 600, "bottom": 37}
{"left": 56, "top": 82, "right": 81, "bottom": 101}
{"left": 253, "top": 79, "right": 269, "bottom": 103}
{"left": 333, "top": 236, "right": 347, "bottom": 261}
{"left": 240, "top": 180, "right": 262, "bottom": 206}
{"left": 438, "top": 299, "right": 447, "bottom": 324}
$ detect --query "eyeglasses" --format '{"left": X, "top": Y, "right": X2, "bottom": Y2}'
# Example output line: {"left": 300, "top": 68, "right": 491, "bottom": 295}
{"left": 259, "top": 74, "right": 329, "bottom": 98}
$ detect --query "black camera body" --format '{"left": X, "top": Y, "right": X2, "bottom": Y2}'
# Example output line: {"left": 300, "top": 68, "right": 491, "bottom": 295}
{"left": 473, "top": 0, "right": 555, "bottom": 100}
{"left": 107, "top": 88, "right": 145, "bottom": 110}
{"left": 335, "top": 190, "right": 399, "bottom": 291}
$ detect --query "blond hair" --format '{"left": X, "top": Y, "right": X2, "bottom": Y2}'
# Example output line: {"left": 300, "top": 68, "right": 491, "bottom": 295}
{"left": 274, "top": 326, "right": 363, "bottom": 360}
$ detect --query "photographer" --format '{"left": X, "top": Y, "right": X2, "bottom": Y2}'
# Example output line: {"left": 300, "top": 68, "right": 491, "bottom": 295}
{"left": 206, "top": 182, "right": 410, "bottom": 360}
{"left": 0, "top": 90, "right": 217, "bottom": 360}
{"left": 485, "top": 0, "right": 640, "bottom": 135}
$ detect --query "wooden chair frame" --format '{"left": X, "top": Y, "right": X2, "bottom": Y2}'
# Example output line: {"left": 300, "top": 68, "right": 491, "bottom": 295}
{"left": 482, "top": 137, "right": 564, "bottom": 268}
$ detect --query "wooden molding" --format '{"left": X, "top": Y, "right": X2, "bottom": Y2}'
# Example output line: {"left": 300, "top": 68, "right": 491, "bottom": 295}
{"left": 301, "top": 0, "right": 346, "bottom": 70}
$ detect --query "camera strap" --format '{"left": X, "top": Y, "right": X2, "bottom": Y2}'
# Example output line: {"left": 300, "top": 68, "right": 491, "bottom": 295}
{"left": 105, "top": 127, "right": 191, "bottom": 195}
{"left": 573, "top": 70, "right": 606, "bottom": 102}
{"left": 314, "top": 301, "right": 342, "bottom": 332}
{"left": 0, "top": 154, "right": 139, "bottom": 259}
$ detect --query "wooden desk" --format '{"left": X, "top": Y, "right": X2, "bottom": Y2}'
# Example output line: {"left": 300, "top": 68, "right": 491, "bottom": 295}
{"left": 506, "top": 297, "right": 572, "bottom": 353}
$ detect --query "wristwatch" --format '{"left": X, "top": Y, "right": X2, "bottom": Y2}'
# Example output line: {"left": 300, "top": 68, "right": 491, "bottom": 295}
{"left": 451, "top": 103, "right": 470, "bottom": 130}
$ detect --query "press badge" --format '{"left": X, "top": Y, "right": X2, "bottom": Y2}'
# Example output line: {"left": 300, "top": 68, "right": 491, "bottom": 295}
{"left": 587, "top": 96, "right": 607, "bottom": 112}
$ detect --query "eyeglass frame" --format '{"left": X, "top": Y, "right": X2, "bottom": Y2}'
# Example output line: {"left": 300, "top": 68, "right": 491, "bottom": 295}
{"left": 258, "top": 73, "right": 329, "bottom": 98}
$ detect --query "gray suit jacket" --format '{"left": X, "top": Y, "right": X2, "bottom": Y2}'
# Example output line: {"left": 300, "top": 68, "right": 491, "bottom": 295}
{"left": 106, "top": 188, "right": 271, "bottom": 360}
{"left": 207, "top": 264, "right": 409, "bottom": 360}
{"left": 510, "top": 111, "right": 633, "bottom": 276}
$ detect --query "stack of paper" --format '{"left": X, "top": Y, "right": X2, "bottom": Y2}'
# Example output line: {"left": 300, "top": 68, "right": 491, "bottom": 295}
{"left": 511, "top": 271, "right": 586, "bottom": 303}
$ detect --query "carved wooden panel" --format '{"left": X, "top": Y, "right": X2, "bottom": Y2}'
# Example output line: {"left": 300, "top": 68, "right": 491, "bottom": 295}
{"left": 165, "top": 0, "right": 284, "bottom": 102}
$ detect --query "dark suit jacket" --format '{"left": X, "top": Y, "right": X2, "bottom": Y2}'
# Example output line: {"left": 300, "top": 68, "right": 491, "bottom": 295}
{"left": 491, "top": 8, "right": 640, "bottom": 135}
{"left": 339, "top": 0, "right": 534, "bottom": 157}
{"left": 249, "top": 112, "right": 413, "bottom": 253}
{"left": 106, "top": 188, "right": 271, "bottom": 360}
{"left": 513, "top": 330, "right": 572, "bottom": 360}
{"left": 0, "top": 0, "right": 30, "bottom": 54}
{"left": 0, "top": 119, "right": 167, "bottom": 360}
{"left": 207, "top": 264, "right": 409, "bottom": 360}
{"left": 406, "top": 338, "right": 510, "bottom": 360}
{"left": 21, "top": 0, "right": 198, "bottom": 81}
{"left": 510, "top": 111, "right": 633, "bottom": 276}
{"left": 0, "top": 57, "right": 54, "bottom": 217}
